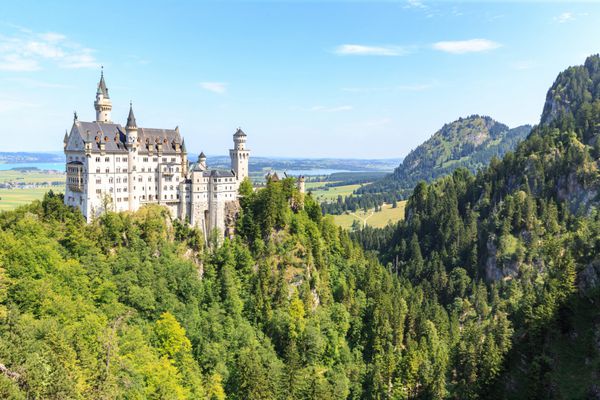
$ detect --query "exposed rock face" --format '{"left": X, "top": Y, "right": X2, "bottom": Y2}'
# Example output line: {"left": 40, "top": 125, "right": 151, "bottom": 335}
{"left": 578, "top": 260, "right": 600, "bottom": 295}
{"left": 224, "top": 200, "right": 240, "bottom": 239}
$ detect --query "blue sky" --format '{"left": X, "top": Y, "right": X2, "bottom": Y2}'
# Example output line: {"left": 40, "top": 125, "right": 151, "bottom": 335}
{"left": 1, "top": 1, "right": 599, "bottom": 158}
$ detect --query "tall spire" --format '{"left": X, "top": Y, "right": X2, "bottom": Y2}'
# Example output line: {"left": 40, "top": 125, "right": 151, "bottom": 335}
{"left": 97, "top": 66, "right": 109, "bottom": 98}
{"left": 126, "top": 101, "right": 137, "bottom": 128}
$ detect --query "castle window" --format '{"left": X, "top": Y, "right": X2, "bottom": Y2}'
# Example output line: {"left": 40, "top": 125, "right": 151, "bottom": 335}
{"left": 116, "top": 157, "right": 120, "bottom": 162}
{"left": 96, "top": 178, "right": 101, "bottom": 184}
{"left": 116, "top": 177, "right": 121, "bottom": 183}
{"left": 109, "top": 187, "right": 114, "bottom": 193}
{"left": 95, "top": 157, "right": 100, "bottom": 162}
{"left": 162, "top": 158, "right": 167, "bottom": 162}
{"left": 138, "top": 177, "right": 142, "bottom": 182}
{"left": 96, "top": 189, "right": 101, "bottom": 194}
{"left": 124, "top": 187, "right": 127, "bottom": 192}
{"left": 148, "top": 177, "right": 152, "bottom": 182}
{"left": 149, "top": 195, "right": 153, "bottom": 200}
{"left": 123, "top": 168, "right": 127, "bottom": 173}
{"left": 105, "top": 157, "right": 109, "bottom": 162}
{"left": 105, "top": 168, "right": 109, "bottom": 173}
{"left": 96, "top": 168, "right": 100, "bottom": 173}
{"left": 143, "top": 157, "right": 148, "bottom": 162}
{"left": 170, "top": 186, "right": 173, "bottom": 190}
{"left": 171, "top": 157, "right": 175, "bottom": 162}
{"left": 163, "top": 185, "right": 167, "bottom": 190}
{"left": 116, "top": 168, "right": 120, "bottom": 173}
{"left": 153, "top": 157, "right": 158, "bottom": 162}
{"left": 141, "top": 167, "right": 145, "bottom": 172}
{"left": 124, "top": 178, "right": 127, "bottom": 183}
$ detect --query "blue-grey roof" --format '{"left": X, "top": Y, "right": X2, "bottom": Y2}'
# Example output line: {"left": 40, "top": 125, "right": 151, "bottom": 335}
{"left": 126, "top": 104, "right": 137, "bottom": 128}
{"left": 97, "top": 71, "right": 109, "bottom": 98}
{"left": 70, "top": 121, "right": 184, "bottom": 154}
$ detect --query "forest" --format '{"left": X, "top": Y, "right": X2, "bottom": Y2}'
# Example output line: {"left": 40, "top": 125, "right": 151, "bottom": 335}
{"left": 0, "top": 55, "right": 600, "bottom": 399}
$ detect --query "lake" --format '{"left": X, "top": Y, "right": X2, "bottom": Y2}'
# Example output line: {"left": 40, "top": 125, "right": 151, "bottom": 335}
{"left": 0, "top": 162, "right": 65, "bottom": 171}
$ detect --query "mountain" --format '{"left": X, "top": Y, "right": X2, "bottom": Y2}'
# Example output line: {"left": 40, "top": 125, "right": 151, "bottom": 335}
{"left": 358, "top": 115, "right": 532, "bottom": 196}
{"left": 354, "top": 54, "right": 600, "bottom": 398}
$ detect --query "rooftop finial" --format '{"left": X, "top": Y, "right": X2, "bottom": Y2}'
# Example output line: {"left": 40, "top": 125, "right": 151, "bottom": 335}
{"left": 73, "top": 110, "right": 78, "bottom": 121}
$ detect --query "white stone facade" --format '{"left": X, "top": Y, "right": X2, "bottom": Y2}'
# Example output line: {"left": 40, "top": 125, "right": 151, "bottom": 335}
{"left": 64, "top": 72, "right": 249, "bottom": 238}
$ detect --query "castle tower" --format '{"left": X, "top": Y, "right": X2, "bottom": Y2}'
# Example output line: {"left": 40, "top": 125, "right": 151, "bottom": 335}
{"left": 94, "top": 68, "right": 112, "bottom": 123}
{"left": 297, "top": 175, "right": 305, "bottom": 194}
{"left": 125, "top": 102, "right": 138, "bottom": 210}
{"left": 125, "top": 102, "right": 138, "bottom": 145}
{"left": 229, "top": 128, "right": 250, "bottom": 181}
{"left": 198, "top": 151, "right": 207, "bottom": 170}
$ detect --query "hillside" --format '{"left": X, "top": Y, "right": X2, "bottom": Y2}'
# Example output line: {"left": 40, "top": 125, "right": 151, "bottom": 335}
{"left": 358, "top": 115, "right": 532, "bottom": 196}
{"left": 354, "top": 54, "right": 600, "bottom": 398}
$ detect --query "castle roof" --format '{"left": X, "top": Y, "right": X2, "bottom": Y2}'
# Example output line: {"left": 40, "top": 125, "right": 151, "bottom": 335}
{"left": 199, "top": 151, "right": 206, "bottom": 159}
{"left": 97, "top": 70, "right": 109, "bottom": 98}
{"left": 234, "top": 128, "right": 246, "bottom": 137}
{"left": 126, "top": 103, "right": 137, "bottom": 128}
{"left": 68, "top": 120, "right": 184, "bottom": 154}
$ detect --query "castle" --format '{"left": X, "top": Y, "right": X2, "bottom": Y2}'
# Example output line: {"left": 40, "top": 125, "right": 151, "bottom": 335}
{"left": 63, "top": 71, "right": 249, "bottom": 237}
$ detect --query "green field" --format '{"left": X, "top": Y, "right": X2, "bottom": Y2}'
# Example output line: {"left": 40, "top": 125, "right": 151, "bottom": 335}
{"left": 310, "top": 183, "right": 365, "bottom": 202}
{"left": 0, "top": 170, "right": 65, "bottom": 211}
{"left": 0, "top": 188, "right": 63, "bottom": 211}
{"left": 330, "top": 201, "right": 407, "bottom": 229}
{"left": 0, "top": 170, "right": 64, "bottom": 184}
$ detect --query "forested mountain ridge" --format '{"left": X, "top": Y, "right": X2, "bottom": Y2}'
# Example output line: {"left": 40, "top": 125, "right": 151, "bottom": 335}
{"left": 354, "top": 54, "right": 600, "bottom": 398}
{"left": 357, "top": 115, "right": 531, "bottom": 196}
{"left": 321, "top": 116, "right": 530, "bottom": 215}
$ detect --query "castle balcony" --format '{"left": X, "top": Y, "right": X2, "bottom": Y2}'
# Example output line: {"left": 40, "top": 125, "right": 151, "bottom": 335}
{"left": 66, "top": 161, "right": 84, "bottom": 192}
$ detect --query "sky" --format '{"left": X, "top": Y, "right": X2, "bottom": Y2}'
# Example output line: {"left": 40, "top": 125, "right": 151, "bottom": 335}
{"left": 1, "top": 1, "right": 600, "bottom": 158}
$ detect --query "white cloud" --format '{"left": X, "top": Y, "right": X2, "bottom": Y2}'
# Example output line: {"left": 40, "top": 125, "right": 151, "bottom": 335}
{"left": 0, "top": 98, "right": 38, "bottom": 113}
{"left": 199, "top": 82, "right": 227, "bottom": 94}
{"left": 404, "top": 0, "right": 426, "bottom": 9}
{"left": 432, "top": 39, "right": 501, "bottom": 54}
{"left": 0, "top": 54, "right": 40, "bottom": 71}
{"left": 334, "top": 44, "right": 407, "bottom": 56}
{"left": 6, "top": 77, "right": 71, "bottom": 88}
{"left": 555, "top": 12, "right": 574, "bottom": 23}
{"left": 0, "top": 29, "right": 99, "bottom": 71}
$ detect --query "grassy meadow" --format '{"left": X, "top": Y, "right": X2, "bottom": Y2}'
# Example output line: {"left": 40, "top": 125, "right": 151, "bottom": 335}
{"left": 0, "top": 170, "right": 65, "bottom": 211}
{"left": 331, "top": 201, "right": 407, "bottom": 229}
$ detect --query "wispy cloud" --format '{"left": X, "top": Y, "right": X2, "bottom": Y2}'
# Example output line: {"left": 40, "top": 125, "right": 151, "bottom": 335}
{"left": 334, "top": 44, "right": 408, "bottom": 56}
{"left": 0, "top": 98, "right": 38, "bottom": 113}
{"left": 432, "top": 39, "right": 501, "bottom": 54}
{"left": 554, "top": 12, "right": 574, "bottom": 23}
{"left": 0, "top": 29, "right": 99, "bottom": 71}
{"left": 404, "top": 0, "right": 426, "bottom": 9}
{"left": 199, "top": 82, "right": 227, "bottom": 94}
{"left": 5, "top": 77, "right": 72, "bottom": 88}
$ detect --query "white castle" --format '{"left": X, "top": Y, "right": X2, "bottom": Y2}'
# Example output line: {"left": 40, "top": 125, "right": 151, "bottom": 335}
{"left": 63, "top": 70, "right": 250, "bottom": 237}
